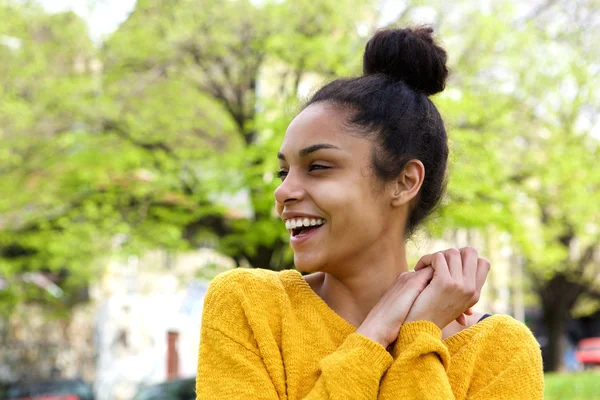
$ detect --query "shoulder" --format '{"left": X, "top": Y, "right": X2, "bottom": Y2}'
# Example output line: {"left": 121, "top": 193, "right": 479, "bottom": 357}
{"left": 484, "top": 315, "right": 538, "bottom": 341}
{"left": 202, "top": 268, "right": 287, "bottom": 325}
{"left": 477, "top": 315, "right": 542, "bottom": 357}
{"left": 200, "top": 269, "right": 289, "bottom": 351}
{"left": 206, "top": 267, "right": 284, "bottom": 298}
{"left": 466, "top": 316, "right": 544, "bottom": 398}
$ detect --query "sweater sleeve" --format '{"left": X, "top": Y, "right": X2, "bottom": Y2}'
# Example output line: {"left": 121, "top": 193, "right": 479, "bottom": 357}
{"left": 196, "top": 271, "right": 394, "bottom": 400}
{"left": 300, "top": 332, "right": 393, "bottom": 399}
{"left": 377, "top": 320, "right": 544, "bottom": 400}
{"left": 378, "top": 321, "right": 453, "bottom": 399}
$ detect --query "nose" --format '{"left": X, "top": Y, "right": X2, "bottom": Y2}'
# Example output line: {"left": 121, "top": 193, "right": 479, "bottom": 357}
{"left": 274, "top": 170, "right": 305, "bottom": 206}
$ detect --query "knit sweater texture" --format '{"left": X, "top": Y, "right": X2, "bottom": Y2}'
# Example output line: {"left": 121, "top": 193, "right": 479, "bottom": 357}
{"left": 196, "top": 268, "right": 544, "bottom": 399}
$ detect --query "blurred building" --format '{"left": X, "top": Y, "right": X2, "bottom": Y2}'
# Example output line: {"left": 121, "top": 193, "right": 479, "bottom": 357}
{"left": 91, "top": 249, "right": 233, "bottom": 400}
{"left": 0, "top": 303, "right": 96, "bottom": 384}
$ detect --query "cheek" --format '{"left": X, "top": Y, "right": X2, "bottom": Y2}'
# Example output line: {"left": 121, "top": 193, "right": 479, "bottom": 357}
{"left": 316, "top": 182, "right": 384, "bottom": 232}
{"left": 309, "top": 182, "right": 354, "bottom": 221}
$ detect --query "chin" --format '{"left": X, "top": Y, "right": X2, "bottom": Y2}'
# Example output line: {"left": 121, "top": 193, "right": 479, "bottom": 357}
{"left": 293, "top": 253, "right": 325, "bottom": 274}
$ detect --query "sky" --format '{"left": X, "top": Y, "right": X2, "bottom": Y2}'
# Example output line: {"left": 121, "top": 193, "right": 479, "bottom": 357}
{"left": 39, "top": 0, "right": 136, "bottom": 42}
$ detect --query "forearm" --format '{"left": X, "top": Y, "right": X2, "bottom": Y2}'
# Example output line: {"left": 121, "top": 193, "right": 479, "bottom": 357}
{"left": 378, "top": 321, "right": 454, "bottom": 399}
{"left": 302, "top": 333, "right": 393, "bottom": 399}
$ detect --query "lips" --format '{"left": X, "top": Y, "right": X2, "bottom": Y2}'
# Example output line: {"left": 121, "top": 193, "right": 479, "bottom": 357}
{"left": 282, "top": 211, "right": 326, "bottom": 246}
{"left": 291, "top": 223, "right": 323, "bottom": 237}
{"left": 290, "top": 222, "right": 324, "bottom": 245}
{"left": 281, "top": 210, "right": 324, "bottom": 221}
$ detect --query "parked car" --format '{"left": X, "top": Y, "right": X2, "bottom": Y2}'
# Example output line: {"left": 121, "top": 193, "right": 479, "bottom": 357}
{"left": 4, "top": 379, "right": 94, "bottom": 400}
{"left": 131, "top": 378, "right": 195, "bottom": 400}
{"left": 575, "top": 337, "right": 600, "bottom": 368}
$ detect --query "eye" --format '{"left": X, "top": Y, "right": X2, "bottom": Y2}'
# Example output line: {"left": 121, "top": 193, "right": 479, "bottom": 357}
{"left": 277, "top": 169, "right": 288, "bottom": 180}
{"left": 309, "top": 164, "right": 330, "bottom": 172}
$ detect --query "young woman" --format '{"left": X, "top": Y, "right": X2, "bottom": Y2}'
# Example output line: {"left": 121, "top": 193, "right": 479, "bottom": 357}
{"left": 196, "top": 27, "right": 543, "bottom": 399}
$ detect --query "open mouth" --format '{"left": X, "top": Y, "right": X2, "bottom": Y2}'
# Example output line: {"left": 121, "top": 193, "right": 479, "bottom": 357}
{"left": 292, "top": 223, "right": 324, "bottom": 237}
{"left": 285, "top": 218, "right": 326, "bottom": 239}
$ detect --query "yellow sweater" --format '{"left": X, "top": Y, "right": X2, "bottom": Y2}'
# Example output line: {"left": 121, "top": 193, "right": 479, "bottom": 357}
{"left": 196, "top": 268, "right": 544, "bottom": 399}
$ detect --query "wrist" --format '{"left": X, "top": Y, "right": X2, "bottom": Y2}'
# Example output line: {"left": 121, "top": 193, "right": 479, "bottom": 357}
{"left": 356, "top": 322, "right": 390, "bottom": 348}
{"left": 397, "top": 320, "right": 443, "bottom": 346}
{"left": 405, "top": 313, "right": 444, "bottom": 329}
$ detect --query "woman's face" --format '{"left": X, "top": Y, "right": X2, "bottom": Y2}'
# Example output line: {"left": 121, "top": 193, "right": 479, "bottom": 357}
{"left": 275, "top": 103, "right": 397, "bottom": 274}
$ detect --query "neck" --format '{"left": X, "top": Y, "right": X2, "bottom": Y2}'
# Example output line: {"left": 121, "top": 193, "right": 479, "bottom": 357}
{"left": 313, "top": 240, "right": 409, "bottom": 328}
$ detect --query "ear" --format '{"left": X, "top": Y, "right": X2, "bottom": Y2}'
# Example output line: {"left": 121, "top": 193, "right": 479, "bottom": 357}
{"left": 389, "top": 159, "right": 425, "bottom": 207}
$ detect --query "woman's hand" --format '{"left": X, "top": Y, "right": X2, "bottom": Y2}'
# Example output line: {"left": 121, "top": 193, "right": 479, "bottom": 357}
{"left": 356, "top": 267, "right": 434, "bottom": 348}
{"left": 404, "top": 247, "right": 491, "bottom": 329}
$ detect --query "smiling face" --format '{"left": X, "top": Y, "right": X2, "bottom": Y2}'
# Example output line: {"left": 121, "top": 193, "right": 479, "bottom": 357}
{"left": 275, "top": 103, "right": 404, "bottom": 275}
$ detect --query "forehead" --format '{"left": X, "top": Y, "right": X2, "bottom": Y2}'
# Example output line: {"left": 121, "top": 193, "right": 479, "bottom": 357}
{"left": 280, "top": 103, "right": 360, "bottom": 153}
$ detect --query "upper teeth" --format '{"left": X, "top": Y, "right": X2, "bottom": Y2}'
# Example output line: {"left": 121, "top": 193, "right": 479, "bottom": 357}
{"left": 285, "top": 218, "right": 325, "bottom": 230}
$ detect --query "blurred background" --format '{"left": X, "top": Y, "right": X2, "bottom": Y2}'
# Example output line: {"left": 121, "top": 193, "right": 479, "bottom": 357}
{"left": 0, "top": 0, "right": 599, "bottom": 399}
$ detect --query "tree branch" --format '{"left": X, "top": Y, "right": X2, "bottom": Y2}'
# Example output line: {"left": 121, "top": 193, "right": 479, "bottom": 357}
{"left": 101, "top": 119, "right": 176, "bottom": 155}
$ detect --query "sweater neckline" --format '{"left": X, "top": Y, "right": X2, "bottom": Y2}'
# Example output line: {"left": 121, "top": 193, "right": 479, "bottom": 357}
{"left": 283, "top": 269, "right": 504, "bottom": 349}
{"left": 283, "top": 269, "right": 357, "bottom": 336}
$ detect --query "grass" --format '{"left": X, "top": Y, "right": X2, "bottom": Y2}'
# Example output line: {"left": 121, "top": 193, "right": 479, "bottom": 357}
{"left": 545, "top": 372, "right": 600, "bottom": 399}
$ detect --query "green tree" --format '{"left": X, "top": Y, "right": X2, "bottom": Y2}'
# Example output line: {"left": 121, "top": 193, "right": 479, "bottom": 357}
{"left": 0, "top": 2, "right": 105, "bottom": 313}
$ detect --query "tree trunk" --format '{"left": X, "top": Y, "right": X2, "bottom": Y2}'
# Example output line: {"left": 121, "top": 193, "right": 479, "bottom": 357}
{"left": 541, "top": 299, "right": 567, "bottom": 372}
{"left": 537, "top": 273, "right": 586, "bottom": 372}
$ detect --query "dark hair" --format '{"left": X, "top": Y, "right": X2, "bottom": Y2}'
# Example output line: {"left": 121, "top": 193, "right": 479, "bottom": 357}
{"left": 304, "top": 26, "right": 449, "bottom": 236}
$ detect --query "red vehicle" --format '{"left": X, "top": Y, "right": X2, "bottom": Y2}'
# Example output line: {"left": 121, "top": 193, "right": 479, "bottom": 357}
{"left": 4, "top": 379, "right": 94, "bottom": 400}
{"left": 575, "top": 337, "right": 600, "bottom": 368}
{"left": 14, "top": 396, "right": 79, "bottom": 400}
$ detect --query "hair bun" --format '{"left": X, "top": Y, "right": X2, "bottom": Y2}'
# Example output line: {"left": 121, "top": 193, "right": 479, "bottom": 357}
{"left": 363, "top": 26, "right": 448, "bottom": 96}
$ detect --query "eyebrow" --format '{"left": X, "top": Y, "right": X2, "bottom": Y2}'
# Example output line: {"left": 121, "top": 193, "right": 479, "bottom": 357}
{"left": 277, "top": 143, "right": 342, "bottom": 161}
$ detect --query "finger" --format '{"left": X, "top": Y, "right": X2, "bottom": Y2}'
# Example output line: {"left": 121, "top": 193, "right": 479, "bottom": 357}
{"left": 455, "top": 313, "right": 467, "bottom": 326}
{"left": 414, "top": 265, "right": 434, "bottom": 282}
{"left": 410, "top": 268, "right": 434, "bottom": 294}
{"left": 415, "top": 253, "right": 452, "bottom": 281}
{"left": 430, "top": 252, "right": 452, "bottom": 279}
{"left": 391, "top": 269, "right": 432, "bottom": 299}
{"left": 414, "top": 253, "right": 435, "bottom": 271}
{"left": 443, "top": 248, "right": 463, "bottom": 283}
{"left": 464, "top": 307, "right": 474, "bottom": 315}
{"left": 475, "top": 257, "right": 491, "bottom": 292}
{"left": 460, "top": 247, "right": 479, "bottom": 288}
